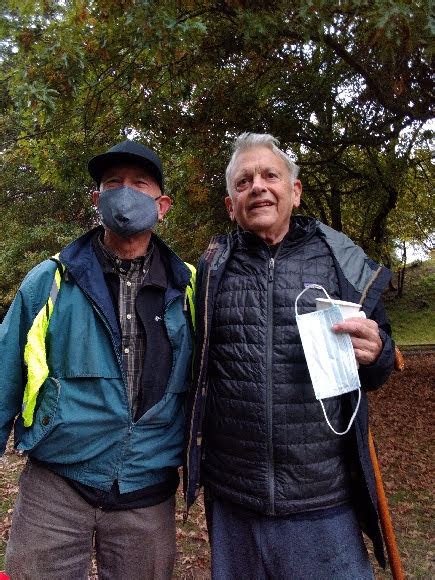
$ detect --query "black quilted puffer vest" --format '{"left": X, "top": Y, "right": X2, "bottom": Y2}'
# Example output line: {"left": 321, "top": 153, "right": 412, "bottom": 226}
{"left": 203, "top": 221, "right": 355, "bottom": 516}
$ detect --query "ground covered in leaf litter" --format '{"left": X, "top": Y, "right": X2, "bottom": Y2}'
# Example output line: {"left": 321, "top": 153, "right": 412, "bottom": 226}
{"left": 1, "top": 353, "right": 433, "bottom": 579}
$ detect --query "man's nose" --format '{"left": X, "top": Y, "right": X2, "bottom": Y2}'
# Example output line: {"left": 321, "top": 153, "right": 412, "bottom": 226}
{"left": 251, "top": 174, "right": 267, "bottom": 194}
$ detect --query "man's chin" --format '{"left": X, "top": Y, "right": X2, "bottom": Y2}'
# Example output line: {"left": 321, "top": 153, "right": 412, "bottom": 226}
{"left": 244, "top": 217, "right": 276, "bottom": 234}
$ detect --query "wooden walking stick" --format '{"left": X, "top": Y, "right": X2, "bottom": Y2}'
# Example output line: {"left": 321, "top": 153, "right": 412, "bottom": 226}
{"left": 368, "top": 347, "right": 405, "bottom": 579}
{"left": 369, "top": 429, "right": 404, "bottom": 579}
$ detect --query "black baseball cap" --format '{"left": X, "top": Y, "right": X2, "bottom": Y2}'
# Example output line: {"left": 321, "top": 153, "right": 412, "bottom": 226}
{"left": 88, "top": 140, "right": 164, "bottom": 191}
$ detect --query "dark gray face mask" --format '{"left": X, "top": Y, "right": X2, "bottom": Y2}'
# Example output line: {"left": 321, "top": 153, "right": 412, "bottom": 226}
{"left": 98, "top": 186, "right": 160, "bottom": 238}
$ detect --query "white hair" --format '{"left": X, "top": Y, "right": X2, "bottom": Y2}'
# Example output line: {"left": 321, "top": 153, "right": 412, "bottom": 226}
{"left": 225, "top": 132, "right": 300, "bottom": 197}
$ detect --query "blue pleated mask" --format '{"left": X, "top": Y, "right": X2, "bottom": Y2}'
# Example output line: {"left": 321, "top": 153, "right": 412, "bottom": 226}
{"left": 98, "top": 186, "right": 160, "bottom": 238}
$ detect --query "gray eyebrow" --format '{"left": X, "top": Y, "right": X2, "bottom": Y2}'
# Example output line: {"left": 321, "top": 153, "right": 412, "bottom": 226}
{"left": 235, "top": 166, "right": 282, "bottom": 178}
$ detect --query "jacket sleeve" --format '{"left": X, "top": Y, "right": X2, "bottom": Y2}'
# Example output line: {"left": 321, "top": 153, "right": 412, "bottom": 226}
{"left": 0, "top": 287, "right": 35, "bottom": 454}
{"left": 0, "top": 262, "right": 54, "bottom": 454}
{"left": 359, "top": 298, "right": 395, "bottom": 391}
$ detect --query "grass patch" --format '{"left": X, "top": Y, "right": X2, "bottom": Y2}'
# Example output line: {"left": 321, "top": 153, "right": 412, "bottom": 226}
{"left": 387, "top": 308, "right": 435, "bottom": 345}
{"left": 384, "top": 255, "right": 435, "bottom": 345}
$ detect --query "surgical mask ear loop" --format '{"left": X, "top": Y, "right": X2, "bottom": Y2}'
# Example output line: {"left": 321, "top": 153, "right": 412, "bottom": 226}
{"left": 295, "top": 283, "right": 361, "bottom": 436}
{"left": 319, "top": 390, "right": 361, "bottom": 435}
{"left": 294, "top": 283, "right": 332, "bottom": 316}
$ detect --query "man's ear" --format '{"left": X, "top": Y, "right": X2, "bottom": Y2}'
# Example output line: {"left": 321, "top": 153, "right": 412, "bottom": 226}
{"left": 292, "top": 180, "right": 302, "bottom": 208}
{"left": 92, "top": 190, "right": 100, "bottom": 208}
{"left": 157, "top": 195, "right": 172, "bottom": 221}
{"left": 225, "top": 196, "right": 235, "bottom": 221}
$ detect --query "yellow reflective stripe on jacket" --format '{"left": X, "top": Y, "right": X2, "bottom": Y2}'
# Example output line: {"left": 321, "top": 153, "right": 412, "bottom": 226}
{"left": 184, "top": 262, "right": 196, "bottom": 331}
{"left": 22, "top": 255, "right": 62, "bottom": 427}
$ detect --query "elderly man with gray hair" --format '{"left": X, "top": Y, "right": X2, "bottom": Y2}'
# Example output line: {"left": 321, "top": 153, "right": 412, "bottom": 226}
{"left": 185, "top": 132, "right": 395, "bottom": 579}
{"left": 1, "top": 140, "right": 195, "bottom": 579}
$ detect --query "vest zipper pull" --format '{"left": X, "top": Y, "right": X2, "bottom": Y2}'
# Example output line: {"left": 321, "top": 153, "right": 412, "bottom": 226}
{"left": 268, "top": 257, "right": 275, "bottom": 282}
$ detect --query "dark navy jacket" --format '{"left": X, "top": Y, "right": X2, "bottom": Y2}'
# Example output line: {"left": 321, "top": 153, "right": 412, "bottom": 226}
{"left": 185, "top": 216, "right": 395, "bottom": 566}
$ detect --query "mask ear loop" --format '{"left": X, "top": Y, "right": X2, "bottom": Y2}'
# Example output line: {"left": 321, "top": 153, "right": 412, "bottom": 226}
{"left": 319, "top": 390, "right": 361, "bottom": 435}
{"left": 295, "top": 283, "right": 361, "bottom": 436}
{"left": 294, "top": 284, "right": 332, "bottom": 316}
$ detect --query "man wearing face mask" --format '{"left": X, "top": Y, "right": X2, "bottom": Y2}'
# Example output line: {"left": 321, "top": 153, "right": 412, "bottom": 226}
{"left": 1, "top": 140, "right": 194, "bottom": 579}
{"left": 185, "top": 133, "right": 395, "bottom": 579}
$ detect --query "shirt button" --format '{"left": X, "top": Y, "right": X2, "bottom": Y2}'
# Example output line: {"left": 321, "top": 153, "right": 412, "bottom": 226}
{"left": 124, "top": 348, "right": 129, "bottom": 354}
{"left": 126, "top": 281, "right": 132, "bottom": 286}
{"left": 126, "top": 314, "right": 132, "bottom": 320}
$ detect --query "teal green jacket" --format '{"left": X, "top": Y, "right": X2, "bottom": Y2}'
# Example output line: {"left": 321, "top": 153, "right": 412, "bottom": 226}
{"left": 0, "top": 228, "right": 193, "bottom": 493}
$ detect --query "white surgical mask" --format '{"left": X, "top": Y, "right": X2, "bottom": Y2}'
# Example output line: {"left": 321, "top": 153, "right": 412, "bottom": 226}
{"left": 295, "top": 284, "right": 361, "bottom": 435}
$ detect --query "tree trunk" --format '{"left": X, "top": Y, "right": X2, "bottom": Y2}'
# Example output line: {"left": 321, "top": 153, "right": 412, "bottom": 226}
{"left": 397, "top": 242, "right": 407, "bottom": 298}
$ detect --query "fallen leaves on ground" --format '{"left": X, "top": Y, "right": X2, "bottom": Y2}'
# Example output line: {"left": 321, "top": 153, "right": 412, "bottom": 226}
{"left": 368, "top": 352, "right": 434, "bottom": 578}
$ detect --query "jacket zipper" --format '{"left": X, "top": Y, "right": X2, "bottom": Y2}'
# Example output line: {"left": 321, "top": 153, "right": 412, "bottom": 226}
{"left": 184, "top": 265, "right": 212, "bottom": 521}
{"left": 266, "top": 253, "right": 276, "bottom": 515}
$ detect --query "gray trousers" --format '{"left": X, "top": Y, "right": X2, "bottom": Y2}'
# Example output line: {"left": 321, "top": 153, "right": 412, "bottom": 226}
{"left": 5, "top": 460, "right": 176, "bottom": 580}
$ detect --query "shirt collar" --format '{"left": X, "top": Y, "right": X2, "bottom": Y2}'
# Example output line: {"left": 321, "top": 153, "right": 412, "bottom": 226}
{"left": 92, "top": 231, "right": 167, "bottom": 289}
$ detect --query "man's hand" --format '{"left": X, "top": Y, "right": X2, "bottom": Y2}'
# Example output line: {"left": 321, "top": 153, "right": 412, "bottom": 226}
{"left": 332, "top": 318, "right": 382, "bottom": 365}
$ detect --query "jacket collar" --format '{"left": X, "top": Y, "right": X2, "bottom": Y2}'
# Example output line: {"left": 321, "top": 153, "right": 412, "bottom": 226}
{"left": 61, "top": 226, "right": 190, "bottom": 290}
{"left": 234, "top": 215, "right": 315, "bottom": 250}
{"left": 205, "top": 215, "right": 317, "bottom": 267}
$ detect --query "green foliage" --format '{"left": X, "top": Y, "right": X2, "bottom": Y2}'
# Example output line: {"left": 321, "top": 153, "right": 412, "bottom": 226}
{"left": 0, "top": 215, "right": 85, "bottom": 319}
{"left": 0, "top": 0, "right": 433, "bottom": 311}
{"left": 0, "top": 148, "right": 90, "bottom": 317}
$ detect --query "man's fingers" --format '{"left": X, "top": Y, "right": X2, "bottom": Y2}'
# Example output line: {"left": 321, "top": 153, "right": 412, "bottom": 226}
{"left": 351, "top": 337, "right": 381, "bottom": 364}
{"left": 332, "top": 317, "right": 378, "bottom": 337}
{"left": 333, "top": 318, "right": 382, "bottom": 364}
